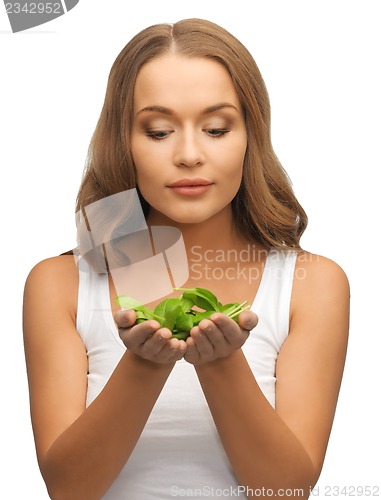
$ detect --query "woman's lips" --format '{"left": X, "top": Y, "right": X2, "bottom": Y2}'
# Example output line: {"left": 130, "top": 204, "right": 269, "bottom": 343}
{"left": 167, "top": 178, "right": 214, "bottom": 196}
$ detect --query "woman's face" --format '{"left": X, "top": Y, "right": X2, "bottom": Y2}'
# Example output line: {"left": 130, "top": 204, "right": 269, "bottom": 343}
{"left": 131, "top": 53, "right": 247, "bottom": 225}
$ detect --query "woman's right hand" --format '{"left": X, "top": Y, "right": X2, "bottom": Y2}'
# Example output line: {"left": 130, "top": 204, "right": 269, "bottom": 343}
{"left": 114, "top": 309, "right": 187, "bottom": 364}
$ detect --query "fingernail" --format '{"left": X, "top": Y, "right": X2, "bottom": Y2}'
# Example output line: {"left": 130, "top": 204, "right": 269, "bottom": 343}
{"left": 200, "top": 323, "right": 211, "bottom": 333}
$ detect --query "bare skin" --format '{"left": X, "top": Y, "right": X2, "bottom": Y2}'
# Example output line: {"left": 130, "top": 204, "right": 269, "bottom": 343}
{"left": 23, "top": 54, "right": 350, "bottom": 499}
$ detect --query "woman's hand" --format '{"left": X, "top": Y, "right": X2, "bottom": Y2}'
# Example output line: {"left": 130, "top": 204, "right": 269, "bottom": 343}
{"left": 114, "top": 309, "right": 187, "bottom": 365}
{"left": 184, "top": 310, "right": 258, "bottom": 365}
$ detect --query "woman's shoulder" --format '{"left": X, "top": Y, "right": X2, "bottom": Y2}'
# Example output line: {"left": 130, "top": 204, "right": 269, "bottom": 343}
{"left": 291, "top": 250, "right": 350, "bottom": 317}
{"left": 26, "top": 252, "right": 78, "bottom": 283}
{"left": 294, "top": 250, "right": 349, "bottom": 287}
{"left": 24, "top": 253, "right": 79, "bottom": 319}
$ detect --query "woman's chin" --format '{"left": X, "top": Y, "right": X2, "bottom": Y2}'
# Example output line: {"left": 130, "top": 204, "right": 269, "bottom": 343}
{"left": 146, "top": 208, "right": 212, "bottom": 226}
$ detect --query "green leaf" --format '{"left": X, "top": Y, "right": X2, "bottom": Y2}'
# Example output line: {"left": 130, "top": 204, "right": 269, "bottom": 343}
{"left": 219, "top": 302, "right": 240, "bottom": 315}
{"left": 116, "top": 296, "right": 164, "bottom": 323}
{"left": 135, "top": 305, "right": 159, "bottom": 321}
{"left": 154, "top": 298, "right": 182, "bottom": 330}
{"left": 175, "top": 312, "right": 195, "bottom": 332}
{"left": 116, "top": 295, "right": 143, "bottom": 310}
{"left": 174, "top": 287, "right": 219, "bottom": 311}
{"left": 178, "top": 297, "right": 194, "bottom": 313}
{"left": 171, "top": 331, "right": 190, "bottom": 340}
{"left": 118, "top": 289, "right": 250, "bottom": 336}
{"left": 135, "top": 310, "right": 149, "bottom": 324}
{"left": 191, "top": 310, "right": 215, "bottom": 326}
{"left": 228, "top": 303, "right": 251, "bottom": 321}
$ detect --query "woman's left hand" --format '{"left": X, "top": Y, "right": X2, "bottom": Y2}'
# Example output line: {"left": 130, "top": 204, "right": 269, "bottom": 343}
{"left": 184, "top": 310, "right": 258, "bottom": 365}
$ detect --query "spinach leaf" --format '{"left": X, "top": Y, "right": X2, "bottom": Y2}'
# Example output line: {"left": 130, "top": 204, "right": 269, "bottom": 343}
{"left": 154, "top": 298, "right": 182, "bottom": 330}
{"left": 116, "top": 296, "right": 164, "bottom": 322}
{"left": 171, "top": 331, "right": 190, "bottom": 341}
{"left": 175, "top": 287, "right": 220, "bottom": 311}
{"left": 191, "top": 310, "right": 215, "bottom": 325}
{"left": 219, "top": 302, "right": 240, "bottom": 315}
{"left": 116, "top": 287, "right": 250, "bottom": 340}
{"left": 175, "top": 312, "right": 194, "bottom": 332}
{"left": 116, "top": 295, "right": 144, "bottom": 310}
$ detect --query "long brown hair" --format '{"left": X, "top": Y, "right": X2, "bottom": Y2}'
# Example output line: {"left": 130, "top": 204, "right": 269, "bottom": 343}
{"left": 76, "top": 18, "right": 307, "bottom": 250}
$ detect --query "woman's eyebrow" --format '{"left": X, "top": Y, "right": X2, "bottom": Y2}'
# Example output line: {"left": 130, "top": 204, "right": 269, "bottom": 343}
{"left": 136, "top": 105, "right": 174, "bottom": 116}
{"left": 135, "top": 102, "right": 239, "bottom": 117}
{"left": 201, "top": 103, "right": 239, "bottom": 115}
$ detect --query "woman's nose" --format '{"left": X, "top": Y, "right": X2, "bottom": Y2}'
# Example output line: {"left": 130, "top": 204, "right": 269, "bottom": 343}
{"left": 173, "top": 129, "right": 206, "bottom": 168}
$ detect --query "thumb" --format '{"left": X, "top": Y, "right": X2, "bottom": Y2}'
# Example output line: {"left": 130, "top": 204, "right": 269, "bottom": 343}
{"left": 238, "top": 310, "right": 258, "bottom": 330}
{"left": 113, "top": 309, "right": 137, "bottom": 329}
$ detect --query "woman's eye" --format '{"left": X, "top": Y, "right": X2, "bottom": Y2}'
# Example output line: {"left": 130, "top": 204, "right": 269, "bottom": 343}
{"left": 146, "top": 130, "right": 172, "bottom": 141}
{"left": 206, "top": 128, "right": 230, "bottom": 138}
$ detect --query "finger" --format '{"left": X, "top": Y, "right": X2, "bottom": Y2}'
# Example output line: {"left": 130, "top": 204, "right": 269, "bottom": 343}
{"left": 168, "top": 339, "right": 187, "bottom": 361}
{"left": 198, "top": 319, "right": 227, "bottom": 350}
{"left": 184, "top": 337, "right": 201, "bottom": 364}
{"left": 119, "top": 319, "right": 160, "bottom": 349}
{"left": 237, "top": 310, "right": 258, "bottom": 331}
{"left": 190, "top": 326, "right": 214, "bottom": 358}
{"left": 114, "top": 309, "right": 137, "bottom": 329}
{"left": 140, "top": 328, "right": 172, "bottom": 357}
{"left": 167, "top": 336, "right": 182, "bottom": 350}
{"left": 209, "top": 313, "right": 248, "bottom": 346}
{"left": 152, "top": 337, "right": 187, "bottom": 364}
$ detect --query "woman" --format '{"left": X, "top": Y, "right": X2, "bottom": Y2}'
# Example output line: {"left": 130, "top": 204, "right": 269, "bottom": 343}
{"left": 23, "top": 19, "right": 350, "bottom": 499}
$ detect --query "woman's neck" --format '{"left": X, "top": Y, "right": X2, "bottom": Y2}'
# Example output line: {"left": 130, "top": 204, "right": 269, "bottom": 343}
{"left": 147, "top": 205, "right": 247, "bottom": 252}
{"left": 145, "top": 205, "right": 268, "bottom": 305}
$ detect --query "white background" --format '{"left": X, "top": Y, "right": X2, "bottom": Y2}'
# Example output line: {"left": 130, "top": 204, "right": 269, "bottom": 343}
{"left": 1, "top": 1, "right": 380, "bottom": 498}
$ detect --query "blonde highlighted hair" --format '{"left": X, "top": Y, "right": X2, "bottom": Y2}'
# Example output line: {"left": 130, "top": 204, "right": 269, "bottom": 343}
{"left": 76, "top": 18, "right": 307, "bottom": 250}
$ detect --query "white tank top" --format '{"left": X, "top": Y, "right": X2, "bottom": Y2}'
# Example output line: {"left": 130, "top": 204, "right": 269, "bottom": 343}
{"left": 76, "top": 249, "right": 297, "bottom": 499}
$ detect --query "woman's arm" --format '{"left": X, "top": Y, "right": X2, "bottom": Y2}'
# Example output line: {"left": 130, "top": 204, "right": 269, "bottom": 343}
{"left": 23, "top": 256, "right": 182, "bottom": 500}
{"left": 189, "top": 253, "right": 350, "bottom": 498}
